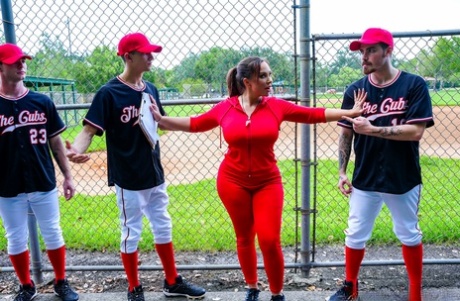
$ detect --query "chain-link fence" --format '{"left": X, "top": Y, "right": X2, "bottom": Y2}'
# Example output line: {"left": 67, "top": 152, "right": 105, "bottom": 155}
{"left": 1, "top": 0, "right": 459, "bottom": 274}
{"left": 310, "top": 30, "right": 460, "bottom": 264}
{"left": 1, "top": 0, "right": 303, "bottom": 265}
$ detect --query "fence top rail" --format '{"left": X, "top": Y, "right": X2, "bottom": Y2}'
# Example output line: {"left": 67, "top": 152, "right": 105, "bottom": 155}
{"left": 56, "top": 96, "right": 299, "bottom": 110}
{"left": 311, "top": 29, "right": 460, "bottom": 41}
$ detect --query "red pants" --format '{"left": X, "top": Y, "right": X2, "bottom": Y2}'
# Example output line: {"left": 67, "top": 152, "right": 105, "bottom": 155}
{"left": 217, "top": 162, "right": 285, "bottom": 293}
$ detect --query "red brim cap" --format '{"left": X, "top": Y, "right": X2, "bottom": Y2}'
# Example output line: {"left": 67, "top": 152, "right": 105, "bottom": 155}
{"left": 349, "top": 38, "right": 392, "bottom": 51}
{"left": 0, "top": 43, "right": 33, "bottom": 64}
{"left": 137, "top": 44, "right": 163, "bottom": 54}
{"left": 350, "top": 40, "right": 368, "bottom": 51}
{"left": 349, "top": 28, "right": 394, "bottom": 51}
{"left": 117, "top": 32, "right": 163, "bottom": 56}
{"left": 3, "top": 54, "right": 32, "bottom": 64}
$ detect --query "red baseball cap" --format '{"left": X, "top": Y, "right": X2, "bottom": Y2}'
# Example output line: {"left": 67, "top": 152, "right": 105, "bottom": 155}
{"left": 0, "top": 43, "right": 32, "bottom": 64}
{"left": 117, "top": 33, "right": 162, "bottom": 56}
{"left": 349, "top": 28, "right": 394, "bottom": 51}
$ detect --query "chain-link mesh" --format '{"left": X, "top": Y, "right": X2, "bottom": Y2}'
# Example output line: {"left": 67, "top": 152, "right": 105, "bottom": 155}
{"left": 1, "top": 0, "right": 459, "bottom": 271}
{"left": 311, "top": 32, "right": 460, "bottom": 260}
{"left": 0, "top": 0, "right": 299, "bottom": 255}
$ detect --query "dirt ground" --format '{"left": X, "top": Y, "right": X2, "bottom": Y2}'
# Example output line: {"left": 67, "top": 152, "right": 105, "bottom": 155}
{"left": 1, "top": 106, "right": 458, "bottom": 296}
{"left": 1, "top": 244, "right": 459, "bottom": 295}
{"left": 64, "top": 106, "right": 459, "bottom": 195}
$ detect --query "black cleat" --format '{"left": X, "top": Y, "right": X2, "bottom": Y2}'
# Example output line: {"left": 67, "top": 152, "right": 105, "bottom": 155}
{"left": 163, "top": 275, "right": 206, "bottom": 299}
{"left": 245, "top": 288, "right": 260, "bottom": 301}
{"left": 326, "top": 280, "right": 360, "bottom": 301}
{"left": 270, "top": 294, "right": 285, "bottom": 301}
{"left": 14, "top": 282, "right": 38, "bottom": 301}
{"left": 127, "top": 285, "right": 145, "bottom": 301}
{"left": 53, "top": 279, "right": 79, "bottom": 301}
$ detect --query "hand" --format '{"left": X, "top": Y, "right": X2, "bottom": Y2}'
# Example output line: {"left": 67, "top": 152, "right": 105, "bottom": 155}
{"left": 338, "top": 174, "right": 352, "bottom": 196}
{"left": 63, "top": 177, "right": 75, "bottom": 200}
{"left": 66, "top": 140, "right": 90, "bottom": 163}
{"left": 340, "top": 115, "right": 372, "bottom": 135}
{"left": 350, "top": 88, "right": 367, "bottom": 117}
{"left": 148, "top": 95, "right": 163, "bottom": 122}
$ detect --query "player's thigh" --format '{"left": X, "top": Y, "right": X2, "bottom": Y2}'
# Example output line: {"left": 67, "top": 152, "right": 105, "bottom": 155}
{"left": 345, "top": 188, "right": 384, "bottom": 248}
{"left": 348, "top": 187, "right": 384, "bottom": 228}
{"left": 28, "top": 189, "right": 65, "bottom": 249}
{"left": 0, "top": 195, "right": 29, "bottom": 243}
{"left": 142, "top": 183, "right": 173, "bottom": 243}
{"left": 384, "top": 185, "right": 422, "bottom": 244}
{"left": 29, "top": 188, "right": 61, "bottom": 226}
{"left": 142, "top": 182, "right": 171, "bottom": 224}
{"left": 115, "top": 185, "right": 143, "bottom": 229}
{"left": 385, "top": 185, "right": 421, "bottom": 221}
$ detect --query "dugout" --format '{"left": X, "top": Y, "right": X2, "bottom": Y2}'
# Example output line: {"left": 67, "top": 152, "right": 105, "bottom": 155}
{"left": 159, "top": 87, "right": 180, "bottom": 100}
{"left": 24, "top": 76, "right": 78, "bottom": 124}
{"left": 272, "top": 80, "right": 295, "bottom": 95}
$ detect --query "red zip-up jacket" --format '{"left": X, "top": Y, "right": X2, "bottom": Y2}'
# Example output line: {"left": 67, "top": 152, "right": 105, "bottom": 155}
{"left": 190, "top": 96, "right": 326, "bottom": 177}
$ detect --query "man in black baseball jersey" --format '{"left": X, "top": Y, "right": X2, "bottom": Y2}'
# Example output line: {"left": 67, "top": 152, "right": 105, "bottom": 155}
{"left": 327, "top": 28, "right": 434, "bottom": 301}
{"left": 66, "top": 32, "right": 206, "bottom": 301}
{"left": 0, "top": 43, "right": 79, "bottom": 301}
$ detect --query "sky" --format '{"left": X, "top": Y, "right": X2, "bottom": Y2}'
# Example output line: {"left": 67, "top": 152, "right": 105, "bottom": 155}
{"left": 309, "top": 0, "right": 460, "bottom": 34}
{"left": 7, "top": 0, "right": 460, "bottom": 68}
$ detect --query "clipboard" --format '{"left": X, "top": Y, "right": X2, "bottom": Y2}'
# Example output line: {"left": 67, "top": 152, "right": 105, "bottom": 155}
{"left": 138, "top": 92, "right": 160, "bottom": 149}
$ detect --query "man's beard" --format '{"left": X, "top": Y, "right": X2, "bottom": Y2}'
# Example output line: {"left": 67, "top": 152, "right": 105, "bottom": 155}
{"left": 362, "top": 64, "right": 375, "bottom": 75}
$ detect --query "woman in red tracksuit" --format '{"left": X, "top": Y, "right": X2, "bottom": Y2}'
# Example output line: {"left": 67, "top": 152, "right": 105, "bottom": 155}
{"left": 150, "top": 56, "right": 366, "bottom": 301}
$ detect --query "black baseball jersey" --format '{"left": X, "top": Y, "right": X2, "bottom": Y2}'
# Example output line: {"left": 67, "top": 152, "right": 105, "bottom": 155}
{"left": 83, "top": 77, "right": 166, "bottom": 190}
{"left": 0, "top": 90, "right": 66, "bottom": 197}
{"left": 338, "top": 71, "right": 434, "bottom": 194}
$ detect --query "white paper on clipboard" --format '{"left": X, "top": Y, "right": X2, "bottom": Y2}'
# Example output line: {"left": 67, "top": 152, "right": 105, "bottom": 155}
{"left": 139, "top": 92, "right": 160, "bottom": 149}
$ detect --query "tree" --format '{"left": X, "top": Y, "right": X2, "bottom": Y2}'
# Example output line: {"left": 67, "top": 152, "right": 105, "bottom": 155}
{"left": 190, "top": 46, "right": 296, "bottom": 96}
{"left": 315, "top": 61, "right": 337, "bottom": 91}
{"left": 27, "top": 32, "right": 74, "bottom": 80}
{"left": 72, "top": 45, "right": 123, "bottom": 93}
{"left": 328, "top": 66, "right": 362, "bottom": 90}
{"left": 402, "top": 37, "right": 460, "bottom": 89}
{"left": 429, "top": 37, "right": 460, "bottom": 87}
{"left": 169, "top": 52, "right": 200, "bottom": 88}
{"left": 241, "top": 46, "right": 295, "bottom": 86}
{"left": 144, "top": 67, "right": 167, "bottom": 88}
{"left": 194, "top": 47, "right": 242, "bottom": 94}
{"left": 329, "top": 49, "right": 361, "bottom": 73}
{"left": 314, "top": 49, "right": 361, "bottom": 91}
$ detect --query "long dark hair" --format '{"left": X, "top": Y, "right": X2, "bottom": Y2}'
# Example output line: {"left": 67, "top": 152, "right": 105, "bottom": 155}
{"left": 226, "top": 56, "right": 264, "bottom": 97}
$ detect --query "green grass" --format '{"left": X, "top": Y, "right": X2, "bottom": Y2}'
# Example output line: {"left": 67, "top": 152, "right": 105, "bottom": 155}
{"left": 312, "top": 157, "right": 460, "bottom": 245}
{"left": 429, "top": 88, "right": 460, "bottom": 106}
{"left": 63, "top": 126, "right": 106, "bottom": 152}
{"left": 1, "top": 156, "right": 457, "bottom": 252}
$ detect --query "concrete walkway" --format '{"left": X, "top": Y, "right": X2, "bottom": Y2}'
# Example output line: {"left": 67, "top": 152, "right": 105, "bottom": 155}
{"left": 2, "top": 288, "right": 459, "bottom": 301}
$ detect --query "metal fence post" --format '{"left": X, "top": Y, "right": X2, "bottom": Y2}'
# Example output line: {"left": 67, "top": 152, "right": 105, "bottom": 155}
{"left": 298, "top": 0, "right": 313, "bottom": 277}
{"left": 28, "top": 206, "right": 44, "bottom": 284}
{"left": 0, "top": 0, "right": 16, "bottom": 43}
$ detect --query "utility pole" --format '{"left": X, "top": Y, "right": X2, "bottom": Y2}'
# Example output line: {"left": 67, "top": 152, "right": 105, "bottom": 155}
{"left": 65, "top": 17, "right": 72, "bottom": 56}
{"left": 1, "top": 0, "right": 16, "bottom": 43}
